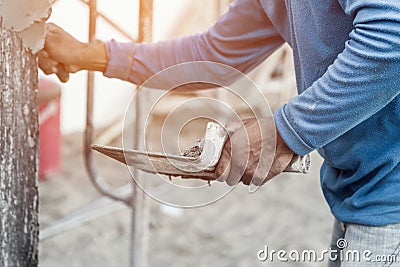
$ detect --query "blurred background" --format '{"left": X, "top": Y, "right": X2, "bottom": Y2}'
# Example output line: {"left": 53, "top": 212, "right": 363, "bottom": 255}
{"left": 38, "top": 0, "right": 333, "bottom": 266}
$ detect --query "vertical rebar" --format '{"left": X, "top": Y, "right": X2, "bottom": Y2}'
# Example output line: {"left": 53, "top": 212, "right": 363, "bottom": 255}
{"left": 83, "top": 0, "right": 131, "bottom": 205}
{"left": 130, "top": 1, "right": 153, "bottom": 266}
{"left": 85, "top": 0, "right": 96, "bottom": 173}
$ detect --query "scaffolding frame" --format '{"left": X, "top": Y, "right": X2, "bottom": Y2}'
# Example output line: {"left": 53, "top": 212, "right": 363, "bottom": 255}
{"left": 82, "top": 1, "right": 153, "bottom": 266}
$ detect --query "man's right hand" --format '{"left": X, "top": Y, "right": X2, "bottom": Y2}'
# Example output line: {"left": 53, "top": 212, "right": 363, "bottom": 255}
{"left": 39, "top": 23, "right": 84, "bottom": 77}
{"left": 39, "top": 23, "right": 108, "bottom": 82}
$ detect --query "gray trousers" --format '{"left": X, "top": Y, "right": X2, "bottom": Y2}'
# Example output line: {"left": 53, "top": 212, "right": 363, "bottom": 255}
{"left": 328, "top": 219, "right": 400, "bottom": 267}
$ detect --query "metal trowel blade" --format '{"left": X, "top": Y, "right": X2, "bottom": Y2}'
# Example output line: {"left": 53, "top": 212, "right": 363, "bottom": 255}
{"left": 91, "top": 144, "right": 216, "bottom": 180}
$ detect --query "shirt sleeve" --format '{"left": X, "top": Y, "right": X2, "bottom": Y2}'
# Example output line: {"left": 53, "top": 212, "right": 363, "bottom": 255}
{"left": 274, "top": 0, "right": 400, "bottom": 155}
{"left": 103, "top": 0, "right": 284, "bottom": 87}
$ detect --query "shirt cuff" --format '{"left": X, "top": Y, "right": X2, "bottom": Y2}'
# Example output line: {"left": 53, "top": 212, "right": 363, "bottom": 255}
{"left": 103, "top": 39, "right": 136, "bottom": 81}
{"left": 273, "top": 105, "right": 314, "bottom": 156}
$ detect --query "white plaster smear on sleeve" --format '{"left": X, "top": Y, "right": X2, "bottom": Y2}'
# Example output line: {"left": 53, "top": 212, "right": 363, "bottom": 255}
{"left": 0, "top": 0, "right": 52, "bottom": 53}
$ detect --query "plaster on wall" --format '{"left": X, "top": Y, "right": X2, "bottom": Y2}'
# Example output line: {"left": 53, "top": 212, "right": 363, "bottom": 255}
{"left": 0, "top": 0, "right": 52, "bottom": 53}
{"left": 16, "top": 21, "right": 46, "bottom": 54}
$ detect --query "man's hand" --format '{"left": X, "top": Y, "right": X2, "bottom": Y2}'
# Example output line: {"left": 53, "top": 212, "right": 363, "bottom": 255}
{"left": 38, "top": 50, "right": 71, "bottom": 82}
{"left": 45, "top": 23, "right": 86, "bottom": 66}
{"left": 215, "top": 117, "right": 294, "bottom": 186}
{"left": 39, "top": 23, "right": 108, "bottom": 81}
{"left": 39, "top": 23, "right": 85, "bottom": 77}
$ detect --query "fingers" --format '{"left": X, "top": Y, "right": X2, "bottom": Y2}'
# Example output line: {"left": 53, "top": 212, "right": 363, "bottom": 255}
{"left": 38, "top": 50, "right": 57, "bottom": 74}
{"left": 45, "top": 22, "right": 61, "bottom": 36}
{"left": 216, "top": 119, "right": 253, "bottom": 186}
{"left": 265, "top": 150, "right": 294, "bottom": 182}
{"left": 39, "top": 51, "right": 71, "bottom": 83}
{"left": 218, "top": 117, "right": 289, "bottom": 187}
{"left": 44, "top": 23, "right": 57, "bottom": 48}
{"left": 222, "top": 120, "right": 253, "bottom": 185}
{"left": 38, "top": 49, "right": 71, "bottom": 83}
{"left": 216, "top": 138, "right": 243, "bottom": 187}
{"left": 39, "top": 23, "right": 74, "bottom": 82}
{"left": 226, "top": 127, "right": 250, "bottom": 186}
{"left": 55, "top": 64, "right": 70, "bottom": 83}
{"left": 46, "top": 22, "right": 56, "bottom": 29}
{"left": 215, "top": 138, "right": 232, "bottom": 182}
{"left": 64, "top": 64, "right": 80, "bottom": 73}
{"left": 44, "top": 23, "right": 79, "bottom": 64}
{"left": 262, "top": 131, "right": 294, "bottom": 184}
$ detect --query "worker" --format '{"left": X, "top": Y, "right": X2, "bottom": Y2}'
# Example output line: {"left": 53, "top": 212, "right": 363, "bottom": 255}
{"left": 39, "top": 0, "right": 400, "bottom": 266}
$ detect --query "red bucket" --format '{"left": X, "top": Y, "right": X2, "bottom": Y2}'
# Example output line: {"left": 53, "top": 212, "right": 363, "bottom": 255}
{"left": 38, "top": 78, "right": 61, "bottom": 180}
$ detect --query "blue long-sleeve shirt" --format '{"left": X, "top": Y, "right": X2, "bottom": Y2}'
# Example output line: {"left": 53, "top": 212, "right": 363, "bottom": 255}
{"left": 104, "top": 0, "right": 400, "bottom": 226}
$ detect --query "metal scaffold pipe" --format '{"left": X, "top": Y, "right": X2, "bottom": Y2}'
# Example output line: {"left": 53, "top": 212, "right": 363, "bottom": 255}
{"left": 83, "top": 0, "right": 132, "bottom": 205}
{"left": 131, "top": 2, "right": 153, "bottom": 267}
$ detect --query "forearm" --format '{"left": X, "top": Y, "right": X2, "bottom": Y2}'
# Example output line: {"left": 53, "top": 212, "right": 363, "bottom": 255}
{"left": 103, "top": 0, "right": 284, "bottom": 87}
{"left": 43, "top": 23, "right": 108, "bottom": 74}
{"left": 73, "top": 41, "right": 108, "bottom": 73}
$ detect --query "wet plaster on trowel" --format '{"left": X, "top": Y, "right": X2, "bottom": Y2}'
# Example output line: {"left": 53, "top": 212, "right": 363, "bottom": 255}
{"left": 0, "top": 0, "right": 52, "bottom": 53}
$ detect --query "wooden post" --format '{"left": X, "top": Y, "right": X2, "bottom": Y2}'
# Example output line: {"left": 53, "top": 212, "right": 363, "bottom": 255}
{"left": 0, "top": 20, "right": 39, "bottom": 266}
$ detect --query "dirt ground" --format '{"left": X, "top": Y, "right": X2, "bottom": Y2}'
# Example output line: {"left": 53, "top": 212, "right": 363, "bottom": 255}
{"left": 38, "top": 124, "right": 333, "bottom": 267}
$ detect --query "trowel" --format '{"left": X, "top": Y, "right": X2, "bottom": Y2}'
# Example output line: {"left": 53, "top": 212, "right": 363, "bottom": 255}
{"left": 91, "top": 122, "right": 311, "bottom": 180}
